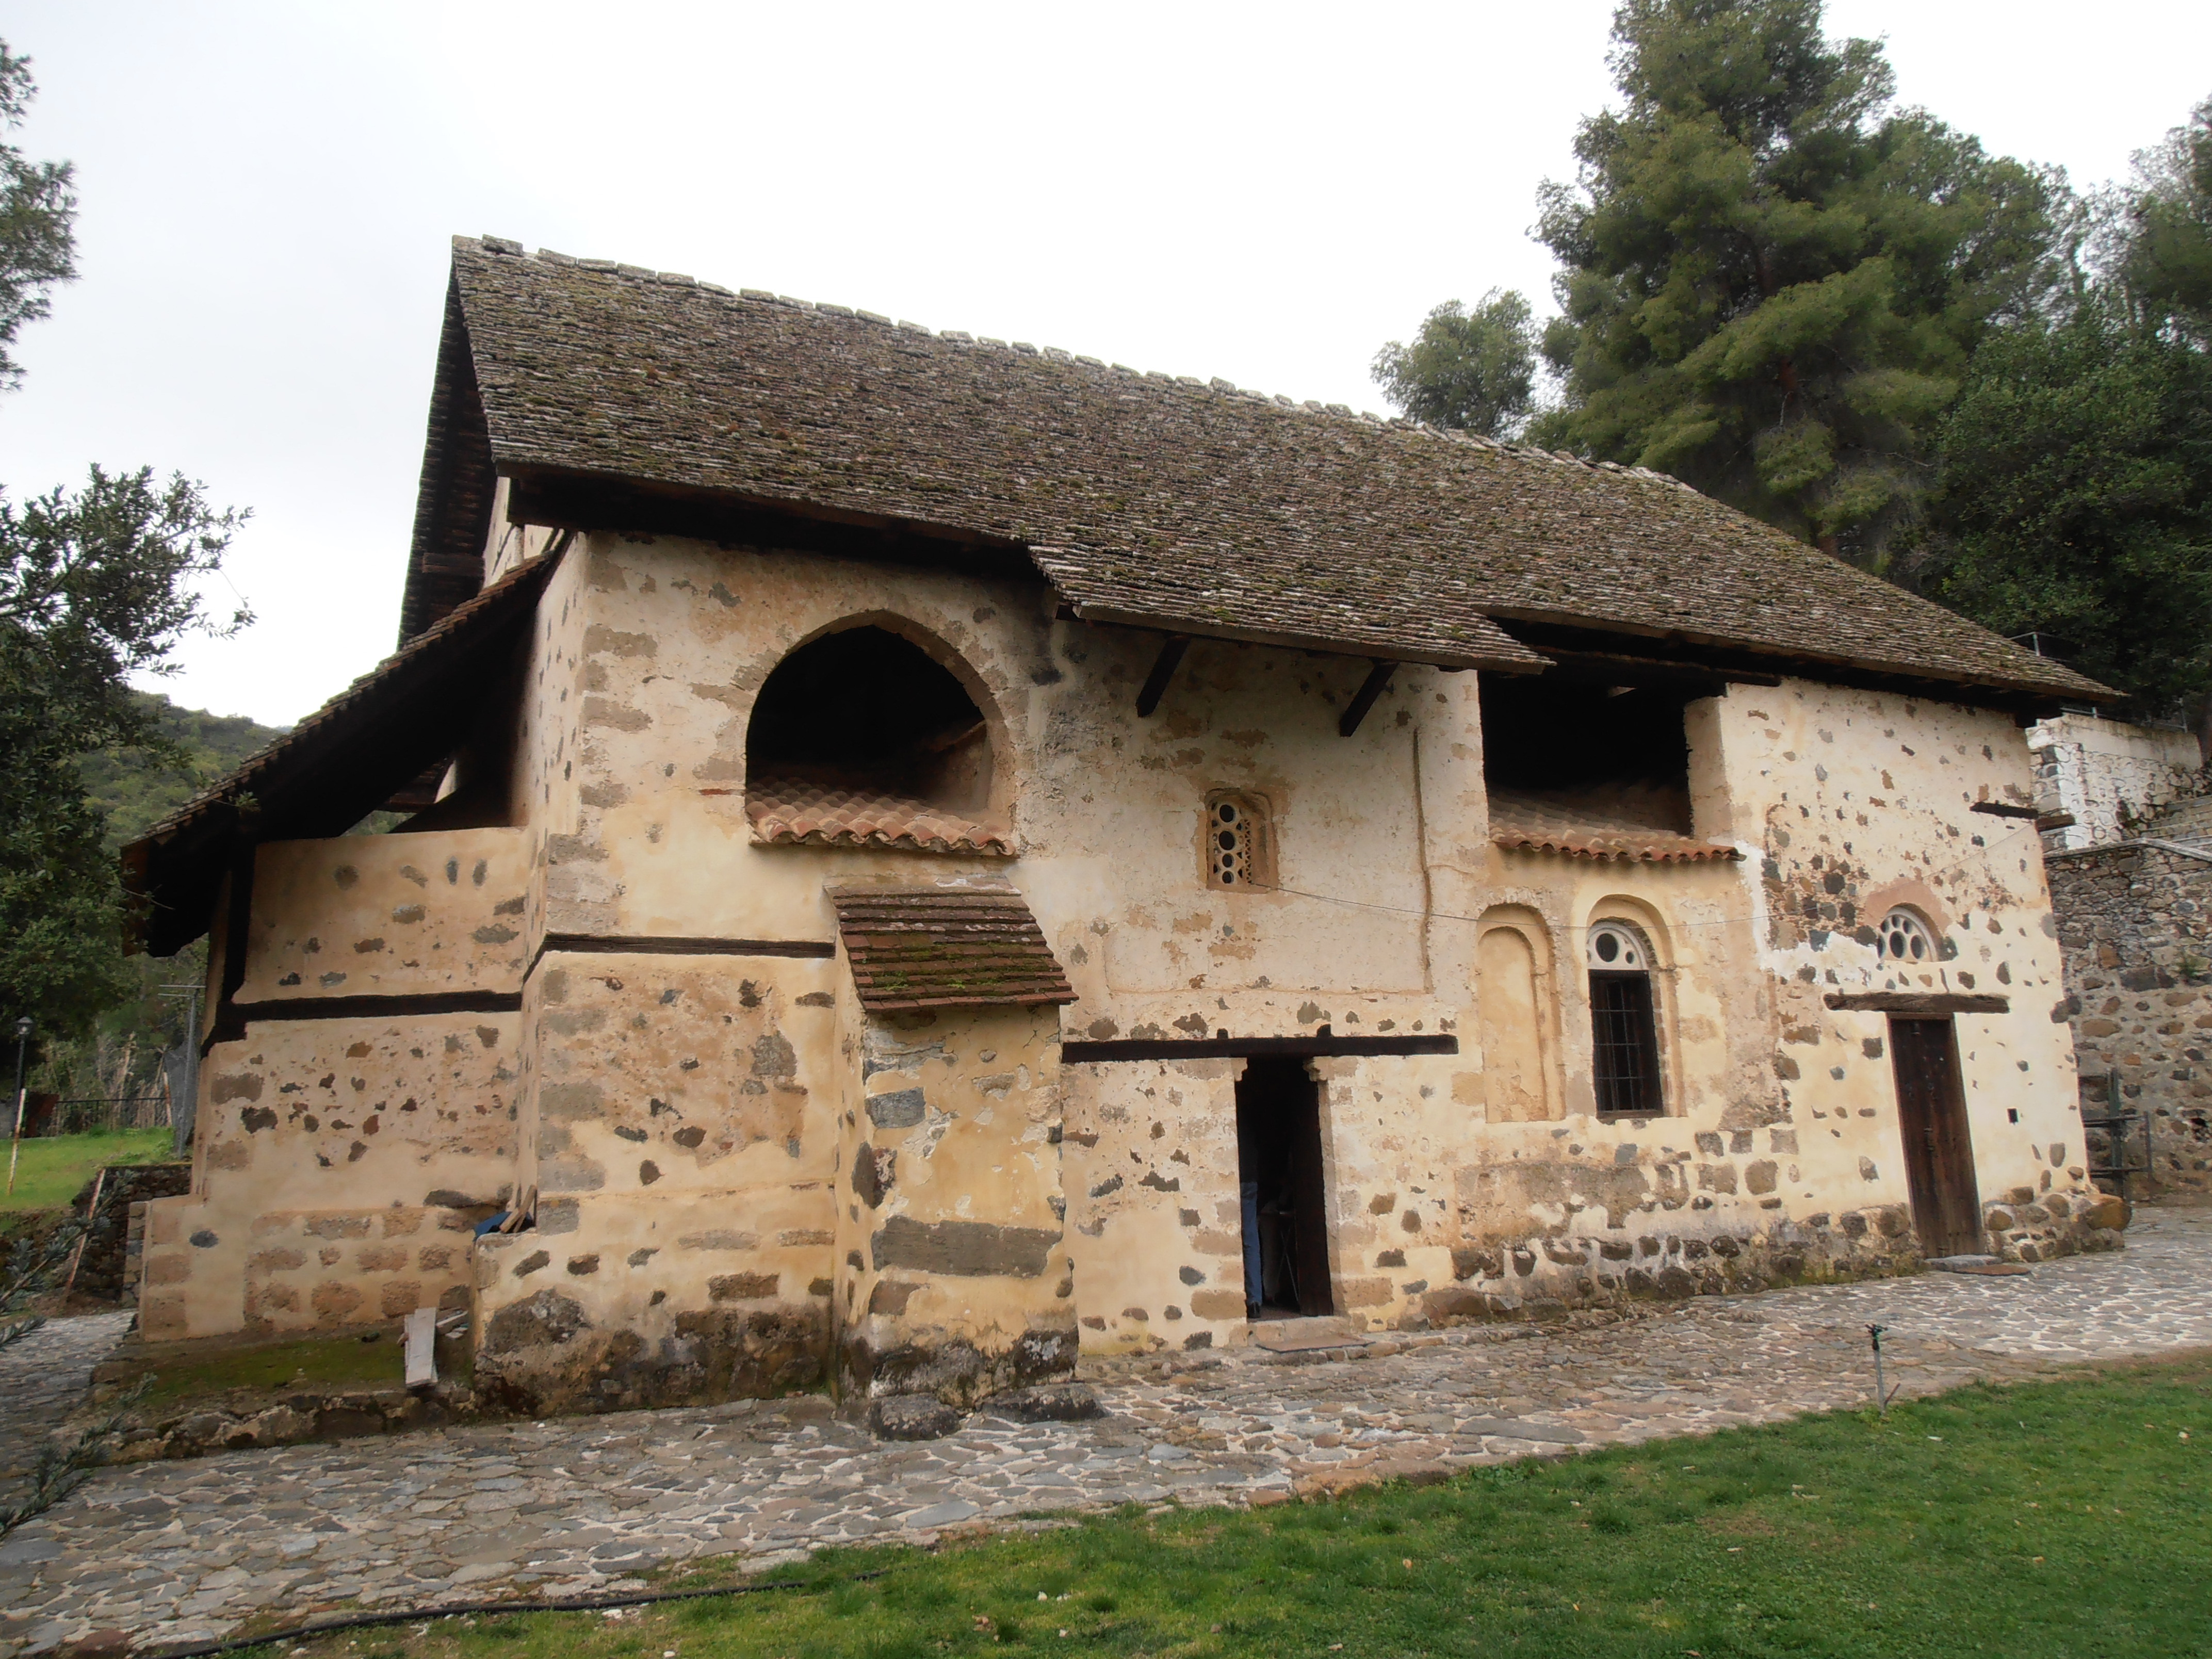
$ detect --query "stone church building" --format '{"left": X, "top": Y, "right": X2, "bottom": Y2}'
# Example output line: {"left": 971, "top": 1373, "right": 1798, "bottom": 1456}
{"left": 123, "top": 237, "right": 2122, "bottom": 1415}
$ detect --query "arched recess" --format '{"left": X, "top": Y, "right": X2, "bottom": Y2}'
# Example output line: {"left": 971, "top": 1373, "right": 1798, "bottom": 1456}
{"left": 745, "top": 617, "right": 1014, "bottom": 852}
{"left": 1475, "top": 905, "right": 1563, "bottom": 1123}
{"left": 1580, "top": 898, "right": 1680, "bottom": 1119}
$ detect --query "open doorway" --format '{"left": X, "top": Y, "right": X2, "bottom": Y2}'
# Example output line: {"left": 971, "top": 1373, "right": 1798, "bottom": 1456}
{"left": 1234, "top": 1058, "right": 1333, "bottom": 1319}
{"left": 1888, "top": 1016, "right": 1985, "bottom": 1256}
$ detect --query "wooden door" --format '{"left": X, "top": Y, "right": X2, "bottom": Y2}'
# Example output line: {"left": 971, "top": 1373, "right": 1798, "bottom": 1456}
{"left": 1282, "top": 1069, "right": 1336, "bottom": 1316}
{"left": 1887, "top": 1016, "right": 1983, "bottom": 1256}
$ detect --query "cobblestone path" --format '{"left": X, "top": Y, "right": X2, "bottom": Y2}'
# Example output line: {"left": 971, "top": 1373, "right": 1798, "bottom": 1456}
{"left": 4, "top": 1212, "right": 2207, "bottom": 1656}
{"left": 0, "top": 1311, "right": 134, "bottom": 1485}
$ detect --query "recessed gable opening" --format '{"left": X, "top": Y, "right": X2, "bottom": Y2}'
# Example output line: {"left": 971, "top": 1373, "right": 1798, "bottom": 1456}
{"left": 746, "top": 625, "right": 1009, "bottom": 855}
{"left": 1480, "top": 675, "right": 1694, "bottom": 837}
{"left": 372, "top": 636, "right": 530, "bottom": 835}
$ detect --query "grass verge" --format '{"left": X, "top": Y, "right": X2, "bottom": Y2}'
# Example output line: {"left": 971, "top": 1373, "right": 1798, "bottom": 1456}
{"left": 250, "top": 1353, "right": 2209, "bottom": 1659}
{"left": 128, "top": 1332, "right": 410, "bottom": 1413}
{"left": 0, "top": 1127, "right": 173, "bottom": 1214}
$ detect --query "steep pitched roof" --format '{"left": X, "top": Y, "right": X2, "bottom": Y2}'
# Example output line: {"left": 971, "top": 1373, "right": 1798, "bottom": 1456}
{"left": 407, "top": 236, "right": 2106, "bottom": 704}
{"left": 121, "top": 550, "right": 561, "bottom": 957}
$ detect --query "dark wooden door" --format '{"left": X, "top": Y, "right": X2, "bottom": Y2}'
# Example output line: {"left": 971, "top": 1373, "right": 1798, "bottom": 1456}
{"left": 1235, "top": 1059, "right": 1336, "bottom": 1317}
{"left": 1281, "top": 1070, "right": 1336, "bottom": 1316}
{"left": 1887, "top": 1016, "right": 1983, "bottom": 1256}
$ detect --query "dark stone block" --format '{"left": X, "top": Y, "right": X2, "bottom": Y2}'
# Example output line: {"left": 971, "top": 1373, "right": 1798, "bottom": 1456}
{"left": 980, "top": 1381, "right": 1103, "bottom": 1423}
{"left": 871, "top": 1216, "right": 1060, "bottom": 1278}
{"left": 871, "top": 1393, "right": 966, "bottom": 1440}
{"left": 867, "top": 1087, "right": 926, "bottom": 1128}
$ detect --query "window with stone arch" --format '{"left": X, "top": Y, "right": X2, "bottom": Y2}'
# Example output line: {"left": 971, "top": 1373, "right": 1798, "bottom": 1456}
{"left": 1877, "top": 907, "right": 1939, "bottom": 965}
{"left": 1203, "top": 791, "right": 1275, "bottom": 890}
{"left": 1586, "top": 919, "right": 1665, "bottom": 1118}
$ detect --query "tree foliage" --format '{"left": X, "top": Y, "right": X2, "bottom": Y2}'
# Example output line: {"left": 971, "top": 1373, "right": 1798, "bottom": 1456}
{"left": 2106, "top": 96, "right": 2212, "bottom": 341}
{"left": 0, "top": 472, "right": 245, "bottom": 1038}
{"left": 1922, "top": 304, "right": 2212, "bottom": 714}
{"left": 0, "top": 43, "right": 74, "bottom": 391}
{"left": 1527, "top": 0, "right": 2064, "bottom": 566}
{"left": 1370, "top": 289, "right": 1540, "bottom": 439}
{"left": 0, "top": 37, "right": 248, "bottom": 1045}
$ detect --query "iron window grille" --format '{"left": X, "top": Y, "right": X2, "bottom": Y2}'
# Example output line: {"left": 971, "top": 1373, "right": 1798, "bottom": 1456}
{"left": 1587, "top": 923, "right": 1663, "bottom": 1116}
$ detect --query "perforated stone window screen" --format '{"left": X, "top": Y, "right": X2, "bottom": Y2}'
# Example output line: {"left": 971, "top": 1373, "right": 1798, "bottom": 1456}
{"left": 1878, "top": 908, "right": 1937, "bottom": 963}
{"left": 1203, "top": 793, "right": 1273, "bottom": 890}
{"left": 1585, "top": 923, "right": 1649, "bottom": 971}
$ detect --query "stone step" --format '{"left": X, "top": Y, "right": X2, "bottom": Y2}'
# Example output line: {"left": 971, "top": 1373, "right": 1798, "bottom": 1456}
{"left": 1249, "top": 1315, "right": 1371, "bottom": 1353}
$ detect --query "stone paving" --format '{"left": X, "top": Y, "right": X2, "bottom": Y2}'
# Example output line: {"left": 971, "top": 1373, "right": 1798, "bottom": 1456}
{"left": 4, "top": 1210, "right": 2209, "bottom": 1656}
{"left": 0, "top": 1312, "right": 134, "bottom": 1486}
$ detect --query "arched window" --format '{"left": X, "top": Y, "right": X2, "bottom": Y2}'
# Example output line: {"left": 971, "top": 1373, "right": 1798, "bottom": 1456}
{"left": 1203, "top": 792, "right": 1274, "bottom": 890}
{"left": 1586, "top": 922, "right": 1663, "bottom": 1117}
{"left": 745, "top": 625, "right": 1007, "bottom": 855}
{"left": 1877, "top": 908, "right": 1937, "bottom": 964}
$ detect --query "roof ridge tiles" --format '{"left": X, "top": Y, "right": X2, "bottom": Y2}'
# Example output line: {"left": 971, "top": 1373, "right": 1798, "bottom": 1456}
{"left": 430, "top": 236, "right": 2110, "bottom": 699}
{"left": 468, "top": 238, "right": 1457, "bottom": 445}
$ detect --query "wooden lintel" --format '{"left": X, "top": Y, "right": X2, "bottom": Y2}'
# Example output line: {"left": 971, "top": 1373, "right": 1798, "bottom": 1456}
{"left": 204, "top": 987, "right": 523, "bottom": 1054}
{"left": 1136, "top": 635, "right": 1191, "bottom": 718}
{"left": 1062, "top": 1032, "right": 1459, "bottom": 1063}
{"left": 1824, "top": 992, "right": 2011, "bottom": 1016}
{"left": 1339, "top": 661, "right": 1396, "bottom": 737}
{"left": 1969, "top": 801, "right": 2040, "bottom": 820}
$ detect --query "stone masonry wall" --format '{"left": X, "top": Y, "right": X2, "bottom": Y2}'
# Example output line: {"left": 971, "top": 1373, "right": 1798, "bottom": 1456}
{"left": 2048, "top": 840, "right": 2212, "bottom": 1193}
{"left": 2028, "top": 713, "right": 2203, "bottom": 852}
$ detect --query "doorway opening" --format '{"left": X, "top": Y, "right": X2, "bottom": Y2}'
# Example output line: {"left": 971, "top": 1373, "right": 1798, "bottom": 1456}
{"left": 1234, "top": 1058, "right": 1334, "bottom": 1319}
{"left": 1887, "top": 1016, "right": 1985, "bottom": 1256}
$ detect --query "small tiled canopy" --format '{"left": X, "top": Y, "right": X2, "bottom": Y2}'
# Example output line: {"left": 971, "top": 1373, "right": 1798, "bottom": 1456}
{"left": 1487, "top": 789, "right": 1744, "bottom": 865}
{"left": 829, "top": 885, "right": 1077, "bottom": 1014}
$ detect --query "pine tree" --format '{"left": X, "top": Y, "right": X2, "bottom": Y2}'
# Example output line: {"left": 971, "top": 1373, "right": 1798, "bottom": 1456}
{"left": 1530, "top": 0, "right": 2064, "bottom": 567}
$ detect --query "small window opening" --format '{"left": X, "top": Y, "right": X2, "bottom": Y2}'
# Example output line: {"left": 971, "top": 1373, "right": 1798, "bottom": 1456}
{"left": 1204, "top": 792, "right": 1273, "bottom": 889}
{"left": 1479, "top": 675, "right": 1695, "bottom": 837}
{"left": 746, "top": 626, "right": 994, "bottom": 812}
{"left": 1587, "top": 922, "right": 1663, "bottom": 1117}
{"left": 1877, "top": 908, "right": 1936, "bottom": 963}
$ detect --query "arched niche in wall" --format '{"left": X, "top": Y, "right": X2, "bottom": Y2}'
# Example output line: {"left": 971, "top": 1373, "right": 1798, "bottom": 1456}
{"left": 744, "top": 619, "right": 1011, "bottom": 844}
{"left": 1475, "top": 904, "right": 1563, "bottom": 1123}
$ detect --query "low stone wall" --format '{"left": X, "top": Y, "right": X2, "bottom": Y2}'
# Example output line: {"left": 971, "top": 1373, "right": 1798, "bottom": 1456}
{"left": 66, "top": 1163, "right": 192, "bottom": 1305}
{"left": 2048, "top": 839, "right": 2212, "bottom": 1193}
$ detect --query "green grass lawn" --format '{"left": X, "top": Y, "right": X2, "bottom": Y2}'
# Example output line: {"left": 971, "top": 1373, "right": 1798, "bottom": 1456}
{"left": 260, "top": 1354, "right": 2211, "bottom": 1659}
{"left": 131, "top": 1332, "right": 410, "bottom": 1412}
{"left": 0, "top": 1126, "right": 173, "bottom": 1214}
{"left": 0, "top": 1124, "right": 172, "bottom": 1212}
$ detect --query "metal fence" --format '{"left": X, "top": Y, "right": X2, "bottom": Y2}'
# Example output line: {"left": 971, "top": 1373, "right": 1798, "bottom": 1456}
{"left": 23, "top": 1094, "right": 174, "bottom": 1137}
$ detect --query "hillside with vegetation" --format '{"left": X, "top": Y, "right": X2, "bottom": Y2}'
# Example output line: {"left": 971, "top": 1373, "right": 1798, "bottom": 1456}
{"left": 77, "top": 692, "right": 287, "bottom": 849}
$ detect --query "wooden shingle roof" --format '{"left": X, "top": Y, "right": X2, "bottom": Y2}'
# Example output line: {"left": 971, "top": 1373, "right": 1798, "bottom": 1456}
{"left": 829, "top": 885, "right": 1076, "bottom": 1014}
{"left": 409, "top": 236, "right": 2107, "bottom": 704}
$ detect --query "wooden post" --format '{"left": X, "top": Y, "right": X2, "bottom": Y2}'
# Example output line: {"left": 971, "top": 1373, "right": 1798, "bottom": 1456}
{"left": 1338, "top": 661, "right": 1397, "bottom": 737}
{"left": 6, "top": 1018, "right": 31, "bottom": 1198}
{"left": 404, "top": 1306, "right": 438, "bottom": 1390}
{"left": 1136, "top": 636, "right": 1190, "bottom": 718}
{"left": 61, "top": 1167, "right": 107, "bottom": 1298}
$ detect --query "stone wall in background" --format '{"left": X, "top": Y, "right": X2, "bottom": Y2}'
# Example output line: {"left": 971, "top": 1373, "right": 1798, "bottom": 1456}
{"left": 2028, "top": 713, "right": 2203, "bottom": 852}
{"left": 2048, "top": 839, "right": 2212, "bottom": 1193}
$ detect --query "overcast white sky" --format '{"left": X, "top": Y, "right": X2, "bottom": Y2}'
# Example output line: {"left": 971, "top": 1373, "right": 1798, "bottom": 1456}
{"left": 3, "top": 2, "right": 2208, "bottom": 728}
